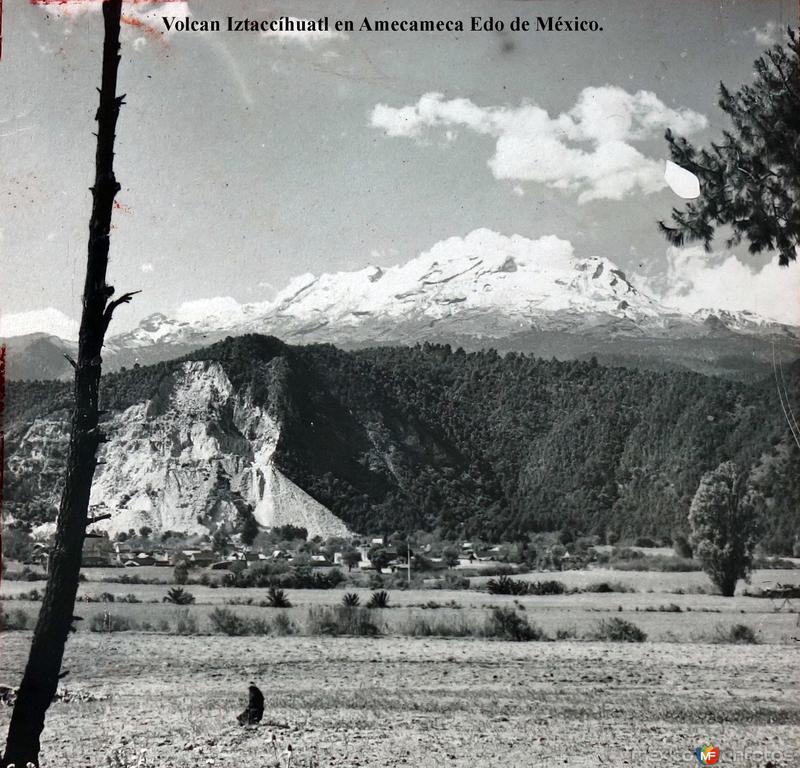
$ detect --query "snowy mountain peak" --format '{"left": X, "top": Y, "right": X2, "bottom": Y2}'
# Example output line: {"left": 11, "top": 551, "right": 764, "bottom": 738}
{"left": 242, "top": 228, "right": 666, "bottom": 333}
{"left": 95, "top": 229, "right": 798, "bottom": 376}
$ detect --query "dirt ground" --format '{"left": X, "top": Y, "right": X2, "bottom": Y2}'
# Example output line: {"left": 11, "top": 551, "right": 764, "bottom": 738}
{"left": 0, "top": 633, "right": 797, "bottom": 768}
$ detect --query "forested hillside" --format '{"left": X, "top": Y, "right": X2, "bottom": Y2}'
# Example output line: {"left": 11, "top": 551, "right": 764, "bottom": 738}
{"left": 4, "top": 335, "right": 798, "bottom": 551}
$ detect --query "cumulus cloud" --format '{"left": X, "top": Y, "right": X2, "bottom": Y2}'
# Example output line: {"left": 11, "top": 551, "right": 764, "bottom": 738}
{"left": 140, "top": 262, "right": 154, "bottom": 273}
{"left": 0, "top": 307, "right": 79, "bottom": 340}
{"left": 260, "top": 18, "right": 348, "bottom": 47}
{"left": 174, "top": 296, "right": 244, "bottom": 324}
{"left": 650, "top": 246, "right": 800, "bottom": 325}
{"left": 370, "top": 88, "right": 707, "bottom": 203}
{"left": 750, "top": 21, "right": 779, "bottom": 47}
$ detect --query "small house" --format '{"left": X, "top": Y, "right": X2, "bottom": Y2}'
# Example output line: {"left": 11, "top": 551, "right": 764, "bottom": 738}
{"left": 135, "top": 552, "right": 155, "bottom": 566}
{"left": 182, "top": 549, "right": 216, "bottom": 567}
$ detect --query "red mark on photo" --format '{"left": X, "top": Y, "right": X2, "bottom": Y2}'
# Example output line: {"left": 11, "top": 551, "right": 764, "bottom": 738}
{"left": 28, "top": 0, "right": 183, "bottom": 50}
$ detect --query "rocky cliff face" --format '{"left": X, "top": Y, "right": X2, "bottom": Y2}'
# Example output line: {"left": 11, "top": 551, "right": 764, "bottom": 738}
{"left": 11, "top": 359, "right": 351, "bottom": 539}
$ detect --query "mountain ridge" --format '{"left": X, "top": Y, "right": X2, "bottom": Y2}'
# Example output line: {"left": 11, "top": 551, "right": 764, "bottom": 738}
{"left": 4, "top": 335, "right": 799, "bottom": 549}
{"left": 3, "top": 229, "right": 798, "bottom": 380}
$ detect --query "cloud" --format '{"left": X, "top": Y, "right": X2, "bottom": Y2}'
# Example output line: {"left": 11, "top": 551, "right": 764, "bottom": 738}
{"left": 750, "top": 21, "right": 778, "bottom": 47}
{"left": 650, "top": 246, "right": 800, "bottom": 325}
{"left": 174, "top": 296, "right": 244, "bottom": 325}
{"left": 260, "top": 18, "right": 348, "bottom": 48}
{"left": 140, "top": 262, "right": 154, "bottom": 273}
{"left": 0, "top": 307, "right": 79, "bottom": 340}
{"left": 256, "top": 280, "right": 276, "bottom": 296}
{"left": 370, "top": 88, "right": 707, "bottom": 203}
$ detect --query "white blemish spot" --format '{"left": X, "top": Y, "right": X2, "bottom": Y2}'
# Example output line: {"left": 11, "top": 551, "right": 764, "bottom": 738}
{"left": 664, "top": 160, "right": 700, "bottom": 199}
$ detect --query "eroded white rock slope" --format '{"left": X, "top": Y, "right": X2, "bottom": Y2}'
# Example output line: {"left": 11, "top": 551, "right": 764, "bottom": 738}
{"left": 86, "top": 361, "right": 350, "bottom": 538}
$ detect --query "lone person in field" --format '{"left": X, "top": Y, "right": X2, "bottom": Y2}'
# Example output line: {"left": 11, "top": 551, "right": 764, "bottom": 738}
{"left": 237, "top": 682, "right": 265, "bottom": 726}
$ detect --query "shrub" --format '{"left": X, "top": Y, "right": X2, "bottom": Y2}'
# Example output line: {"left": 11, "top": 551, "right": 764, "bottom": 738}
{"left": 634, "top": 536, "right": 659, "bottom": 548}
{"left": 3, "top": 567, "right": 47, "bottom": 582}
{"left": 90, "top": 612, "right": 135, "bottom": 632}
{"left": 366, "top": 590, "right": 390, "bottom": 609}
{"left": 18, "top": 589, "right": 43, "bottom": 602}
{"left": 307, "top": 605, "right": 379, "bottom": 636}
{"left": 486, "top": 575, "right": 528, "bottom": 596}
{"left": 608, "top": 555, "right": 699, "bottom": 572}
{"left": 227, "top": 596, "right": 255, "bottom": 606}
{"left": 248, "top": 617, "right": 273, "bottom": 635}
{"left": 2, "top": 527, "right": 35, "bottom": 561}
{"left": 224, "top": 563, "right": 343, "bottom": 590}
{"left": 672, "top": 534, "right": 693, "bottom": 559}
{"left": 163, "top": 587, "right": 195, "bottom": 605}
{"left": 486, "top": 607, "right": 545, "bottom": 641}
{"left": 368, "top": 574, "right": 385, "bottom": 590}
{"left": 752, "top": 556, "right": 797, "bottom": 570}
{"left": 437, "top": 573, "right": 470, "bottom": 590}
{"left": 106, "top": 574, "right": 160, "bottom": 585}
{"left": 611, "top": 547, "right": 644, "bottom": 560}
{"left": 208, "top": 607, "right": 283, "bottom": 636}
{"left": 342, "top": 592, "right": 361, "bottom": 607}
{"left": 528, "top": 580, "right": 567, "bottom": 595}
{"left": 265, "top": 586, "right": 291, "bottom": 608}
{"left": 274, "top": 524, "right": 307, "bottom": 541}
{"left": 0, "top": 606, "right": 29, "bottom": 631}
{"left": 272, "top": 612, "right": 296, "bottom": 636}
{"left": 478, "top": 564, "right": 518, "bottom": 578}
{"left": 555, "top": 626, "right": 578, "bottom": 640}
{"left": 173, "top": 609, "right": 199, "bottom": 635}
{"left": 404, "top": 614, "right": 473, "bottom": 637}
{"left": 588, "top": 617, "right": 647, "bottom": 642}
{"left": 714, "top": 623, "right": 758, "bottom": 644}
{"left": 173, "top": 561, "right": 189, "bottom": 585}
{"left": 583, "top": 581, "right": 633, "bottom": 594}
{"left": 209, "top": 608, "right": 251, "bottom": 636}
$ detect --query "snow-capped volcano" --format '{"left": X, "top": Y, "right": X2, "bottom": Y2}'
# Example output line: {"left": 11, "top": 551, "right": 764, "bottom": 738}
{"left": 111, "top": 229, "right": 672, "bottom": 348}
{"left": 256, "top": 229, "right": 665, "bottom": 329}
{"left": 4, "top": 229, "right": 799, "bottom": 381}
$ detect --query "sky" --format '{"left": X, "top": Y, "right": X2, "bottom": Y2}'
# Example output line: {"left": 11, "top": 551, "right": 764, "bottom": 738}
{"left": 1, "top": 0, "right": 798, "bottom": 339}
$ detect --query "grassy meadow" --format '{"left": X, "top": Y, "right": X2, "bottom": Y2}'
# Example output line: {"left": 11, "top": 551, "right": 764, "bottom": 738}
{"left": 1, "top": 560, "right": 799, "bottom": 766}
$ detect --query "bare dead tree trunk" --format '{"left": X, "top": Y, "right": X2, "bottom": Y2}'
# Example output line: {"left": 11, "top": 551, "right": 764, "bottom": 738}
{"left": 2, "top": 2, "right": 134, "bottom": 765}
